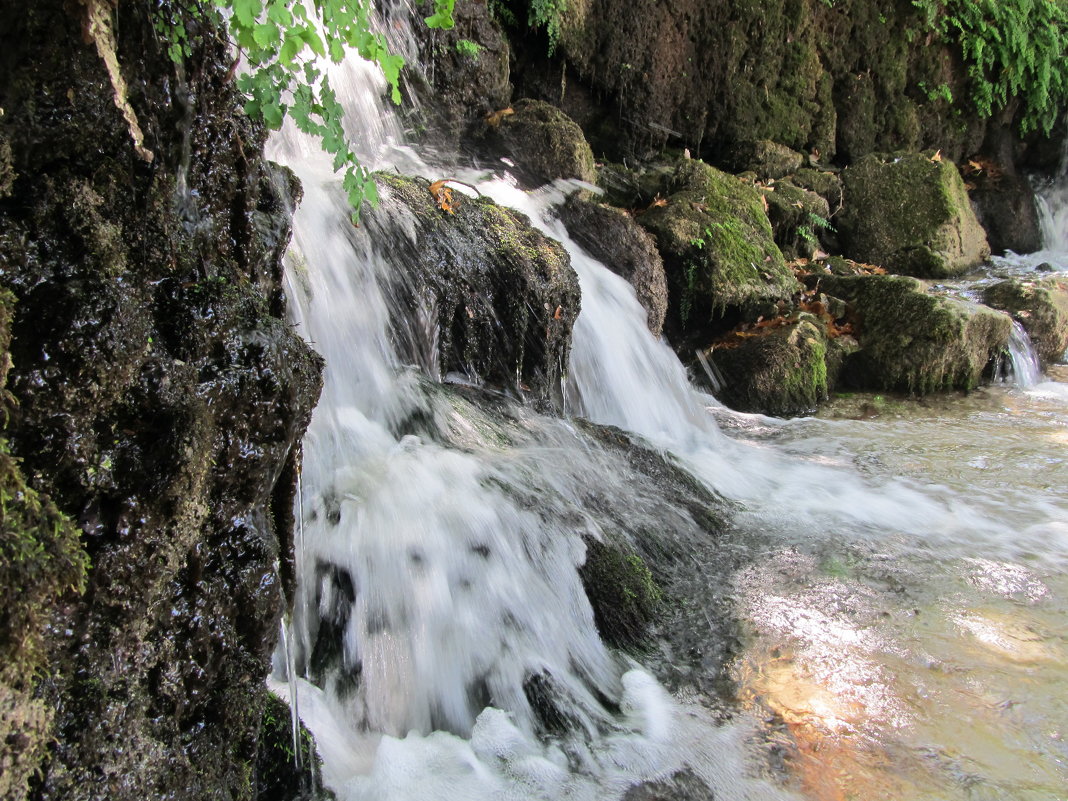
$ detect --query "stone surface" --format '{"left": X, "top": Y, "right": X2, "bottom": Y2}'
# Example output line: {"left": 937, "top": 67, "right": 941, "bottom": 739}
{"left": 557, "top": 195, "right": 669, "bottom": 336}
{"left": 817, "top": 275, "right": 1012, "bottom": 393}
{"left": 762, "top": 179, "right": 834, "bottom": 259}
{"left": 983, "top": 277, "right": 1068, "bottom": 366}
{"left": 839, "top": 152, "right": 991, "bottom": 278}
{"left": 637, "top": 160, "right": 799, "bottom": 337}
{"left": 482, "top": 98, "right": 597, "bottom": 187}
{"left": 372, "top": 174, "right": 580, "bottom": 406}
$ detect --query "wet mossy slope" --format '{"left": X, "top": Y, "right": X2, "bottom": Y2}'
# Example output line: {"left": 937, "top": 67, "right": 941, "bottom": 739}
{"left": 0, "top": 3, "right": 321, "bottom": 800}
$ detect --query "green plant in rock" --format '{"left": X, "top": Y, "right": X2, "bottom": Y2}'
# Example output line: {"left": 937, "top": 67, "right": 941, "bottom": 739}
{"left": 912, "top": 0, "right": 1068, "bottom": 135}
{"left": 493, "top": 0, "right": 566, "bottom": 54}
{"left": 155, "top": 0, "right": 456, "bottom": 219}
{"left": 455, "top": 38, "right": 483, "bottom": 59}
{"left": 797, "top": 211, "right": 835, "bottom": 248}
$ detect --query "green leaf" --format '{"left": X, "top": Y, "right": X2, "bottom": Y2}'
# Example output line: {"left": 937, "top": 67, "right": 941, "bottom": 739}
{"left": 233, "top": 0, "right": 263, "bottom": 29}
{"left": 280, "top": 33, "right": 303, "bottom": 63}
{"left": 253, "top": 21, "right": 280, "bottom": 48}
{"left": 262, "top": 101, "right": 285, "bottom": 129}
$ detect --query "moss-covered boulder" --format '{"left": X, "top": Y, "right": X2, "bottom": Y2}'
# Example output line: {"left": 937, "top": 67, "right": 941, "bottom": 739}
{"left": 761, "top": 179, "right": 833, "bottom": 260}
{"left": 983, "top": 277, "right": 1068, "bottom": 366}
{"left": 579, "top": 538, "right": 663, "bottom": 649}
{"left": 371, "top": 174, "right": 579, "bottom": 405}
{"left": 728, "top": 139, "right": 805, "bottom": 180}
{"left": 838, "top": 152, "right": 990, "bottom": 278}
{"left": 817, "top": 275, "right": 1012, "bottom": 392}
{"left": 790, "top": 167, "right": 844, "bottom": 217}
{"left": 483, "top": 98, "right": 597, "bottom": 187}
{"left": 557, "top": 195, "right": 668, "bottom": 336}
{"left": 411, "top": 0, "right": 511, "bottom": 150}
{"left": 704, "top": 318, "right": 829, "bottom": 415}
{"left": 637, "top": 160, "right": 799, "bottom": 336}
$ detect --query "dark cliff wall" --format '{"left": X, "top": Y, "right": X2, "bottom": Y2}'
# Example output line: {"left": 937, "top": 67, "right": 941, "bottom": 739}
{"left": 0, "top": 2, "right": 321, "bottom": 799}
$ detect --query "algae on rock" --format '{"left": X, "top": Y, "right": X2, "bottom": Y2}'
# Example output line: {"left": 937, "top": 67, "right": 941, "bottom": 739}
{"left": 983, "top": 277, "right": 1068, "bottom": 367}
{"left": 838, "top": 152, "right": 990, "bottom": 278}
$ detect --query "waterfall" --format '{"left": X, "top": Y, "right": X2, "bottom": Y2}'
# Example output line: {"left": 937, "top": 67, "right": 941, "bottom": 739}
{"left": 1005, "top": 321, "right": 1042, "bottom": 388}
{"left": 265, "top": 9, "right": 1068, "bottom": 801}
{"left": 1036, "top": 134, "right": 1068, "bottom": 253}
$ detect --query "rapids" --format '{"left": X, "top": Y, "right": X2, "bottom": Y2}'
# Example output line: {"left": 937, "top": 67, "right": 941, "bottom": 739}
{"left": 266, "top": 9, "right": 1068, "bottom": 800}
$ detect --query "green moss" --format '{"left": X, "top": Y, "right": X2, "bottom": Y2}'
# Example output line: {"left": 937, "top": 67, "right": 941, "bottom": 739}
{"left": 639, "top": 160, "right": 798, "bottom": 330}
{"left": 983, "top": 277, "right": 1068, "bottom": 367}
{"left": 579, "top": 538, "right": 662, "bottom": 650}
{"left": 256, "top": 692, "right": 334, "bottom": 800}
{"left": 838, "top": 152, "right": 989, "bottom": 277}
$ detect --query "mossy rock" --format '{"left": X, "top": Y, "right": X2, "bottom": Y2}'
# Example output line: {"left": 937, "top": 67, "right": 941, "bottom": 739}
{"left": 637, "top": 160, "right": 799, "bottom": 335}
{"left": 705, "top": 318, "right": 829, "bottom": 416}
{"left": 557, "top": 195, "right": 668, "bottom": 335}
{"left": 838, "top": 152, "right": 990, "bottom": 278}
{"left": 371, "top": 174, "right": 579, "bottom": 406}
{"left": 579, "top": 537, "right": 663, "bottom": 649}
{"left": 255, "top": 692, "right": 335, "bottom": 801}
{"left": 983, "top": 277, "right": 1068, "bottom": 366}
{"left": 761, "top": 180, "right": 833, "bottom": 260}
{"left": 483, "top": 98, "right": 597, "bottom": 187}
{"left": 819, "top": 274, "right": 1012, "bottom": 393}
{"left": 790, "top": 167, "right": 843, "bottom": 215}
{"left": 727, "top": 139, "right": 805, "bottom": 180}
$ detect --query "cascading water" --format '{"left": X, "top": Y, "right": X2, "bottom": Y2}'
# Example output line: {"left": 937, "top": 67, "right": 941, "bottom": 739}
{"left": 268, "top": 11, "right": 1068, "bottom": 800}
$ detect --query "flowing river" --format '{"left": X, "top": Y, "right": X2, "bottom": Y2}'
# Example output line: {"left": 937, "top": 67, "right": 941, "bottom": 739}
{"left": 266, "top": 11, "right": 1068, "bottom": 800}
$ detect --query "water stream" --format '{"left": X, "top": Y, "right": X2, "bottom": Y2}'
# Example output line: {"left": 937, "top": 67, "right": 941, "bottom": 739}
{"left": 267, "top": 14, "right": 1068, "bottom": 800}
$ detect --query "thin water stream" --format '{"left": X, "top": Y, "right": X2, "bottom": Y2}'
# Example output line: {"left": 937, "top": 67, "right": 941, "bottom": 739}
{"left": 267, "top": 13, "right": 1068, "bottom": 799}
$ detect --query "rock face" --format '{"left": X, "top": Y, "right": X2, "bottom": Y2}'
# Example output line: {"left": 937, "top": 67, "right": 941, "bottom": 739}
{"left": 411, "top": 0, "right": 511, "bottom": 150}
{"left": 817, "top": 275, "right": 1012, "bottom": 392}
{"left": 983, "top": 277, "right": 1068, "bottom": 366}
{"left": 838, "top": 152, "right": 990, "bottom": 277}
{"left": 557, "top": 195, "right": 669, "bottom": 336}
{"left": 0, "top": 4, "right": 321, "bottom": 800}
{"left": 483, "top": 98, "right": 597, "bottom": 187}
{"left": 371, "top": 174, "right": 580, "bottom": 406}
{"left": 637, "top": 160, "right": 800, "bottom": 337}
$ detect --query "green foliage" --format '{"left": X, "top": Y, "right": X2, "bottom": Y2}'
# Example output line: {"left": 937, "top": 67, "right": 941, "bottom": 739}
{"left": 912, "top": 0, "right": 1068, "bottom": 135}
{"left": 156, "top": 0, "right": 456, "bottom": 219}
{"left": 455, "top": 38, "right": 483, "bottom": 60}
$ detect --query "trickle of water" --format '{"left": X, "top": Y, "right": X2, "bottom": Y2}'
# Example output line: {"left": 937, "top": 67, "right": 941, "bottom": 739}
{"left": 1005, "top": 321, "right": 1043, "bottom": 388}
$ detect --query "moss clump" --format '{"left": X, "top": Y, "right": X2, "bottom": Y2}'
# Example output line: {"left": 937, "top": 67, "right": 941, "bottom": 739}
{"left": 820, "top": 274, "right": 1012, "bottom": 393}
{"left": 706, "top": 318, "right": 829, "bottom": 415}
{"left": 579, "top": 538, "right": 662, "bottom": 650}
{"left": 255, "top": 692, "right": 334, "bottom": 801}
{"left": 0, "top": 289, "right": 88, "bottom": 801}
{"left": 638, "top": 160, "right": 798, "bottom": 334}
{"left": 838, "top": 152, "right": 990, "bottom": 278}
{"left": 983, "top": 277, "right": 1068, "bottom": 367}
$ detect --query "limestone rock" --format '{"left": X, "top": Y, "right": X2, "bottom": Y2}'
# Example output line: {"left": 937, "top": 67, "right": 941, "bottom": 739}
{"left": 818, "top": 274, "right": 1012, "bottom": 392}
{"left": 839, "top": 152, "right": 990, "bottom": 278}
{"left": 484, "top": 98, "right": 597, "bottom": 187}
{"left": 637, "top": 160, "right": 799, "bottom": 336}
{"left": 557, "top": 195, "right": 668, "bottom": 336}
{"left": 983, "top": 277, "right": 1068, "bottom": 366}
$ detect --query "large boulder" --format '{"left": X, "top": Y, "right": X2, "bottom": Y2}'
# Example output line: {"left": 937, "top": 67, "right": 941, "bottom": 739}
{"left": 557, "top": 195, "right": 669, "bottom": 336}
{"left": 761, "top": 179, "right": 833, "bottom": 260}
{"left": 483, "top": 98, "right": 597, "bottom": 187}
{"left": 968, "top": 169, "right": 1043, "bottom": 255}
{"left": 371, "top": 174, "right": 580, "bottom": 406}
{"left": 838, "top": 152, "right": 990, "bottom": 278}
{"left": 637, "top": 160, "right": 800, "bottom": 337}
{"left": 815, "top": 274, "right": 1012, "bottom": 392}
{"left": 983, "top": 277, "right": 1068, "bottom": 366}
{"left": 705, "top": 317, "right": 830, "bottom": 415}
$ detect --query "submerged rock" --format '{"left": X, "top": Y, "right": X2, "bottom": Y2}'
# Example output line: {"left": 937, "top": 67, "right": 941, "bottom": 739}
{"left": 838, "top": 152, "right": 990, "bottom": 278}
{"left": 482, "top": 98, "right": 597, "bottom": 187}
{"left": 817, "top": 274, "right": 1012, "bottom": 393}
{"left": 637, "top": 160, "right": 800, "bottom": 337}
{"left": 557, "top": 195, "right": 669, "bottom": 336}
{"left": 983, "top": 277, "right": 1068, "bottom": 366}
{"left": 371, "top": 174, "right": 580, "bottom": 406}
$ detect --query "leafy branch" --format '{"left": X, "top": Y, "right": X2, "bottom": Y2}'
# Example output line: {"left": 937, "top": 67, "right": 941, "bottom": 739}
{"left": 158, "top": 0, "right": 456, "bottom": 219}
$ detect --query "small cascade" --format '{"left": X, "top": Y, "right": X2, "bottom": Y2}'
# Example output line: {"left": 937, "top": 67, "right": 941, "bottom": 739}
{"left": 1005, "top": 321, "right": 1043, "bottom": 388}
{"left": 1036, "top": 134, "right": 1068, "bottom": 253}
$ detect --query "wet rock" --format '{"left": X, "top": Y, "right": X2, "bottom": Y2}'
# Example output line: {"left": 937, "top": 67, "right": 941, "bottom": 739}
{"left": 968, "top": 170, "right": 1043, "bottom": 255}
{"left": 623, "top": 768, "right": 716, "bottom": 801}
{"left": 371, "top": 174, "right": 580, "bottom": 406}
{"left": 838, "top": 152, "right": 990, "bottom": 278}
{"left": 761, "top": 179, "right": 833, "bottom": 260}
{"left": 817, "top": 275, "right": 1012, "bottom": 393}
{"left": 983, "top": 277, "right": 1068, "bottom": 366}
{"left": 410, "top": 0, "right": 511, "bottom": 150}
{"left": 557, "top": 195, "right": 668, "bottom": 336}
{"left": 637, "top": 160, "right": 800, "bottom": 338}
{"left": 0, "top": 4, "right": 321, "bottom": 799}
{"left": 729, "top": 139, "right": 805, "bottom": 180}
{"left": 482, "top": 98, "right": 597, "bottom": 187}
{"left": 704, "top": 318, "right": 829, "bottom": 416}
{"left": 255, "top": 693, "right": 335, "bottom": 801}
{"left": 580, "top": 538, "right": 663, "bottom": 649}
